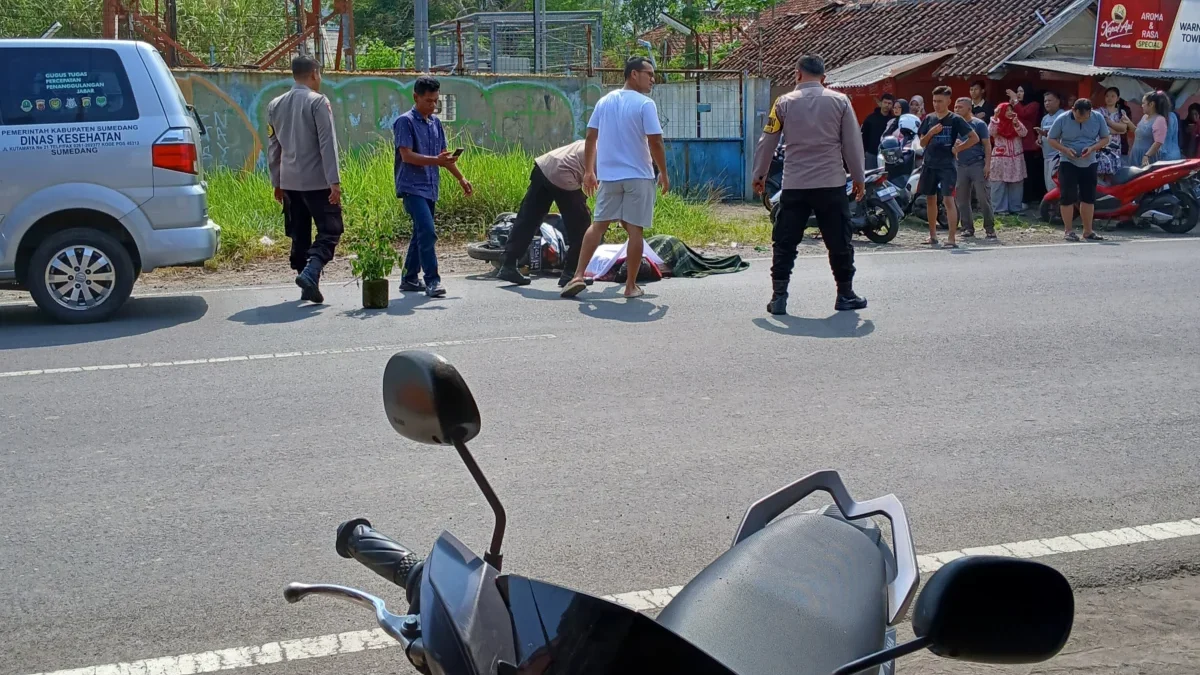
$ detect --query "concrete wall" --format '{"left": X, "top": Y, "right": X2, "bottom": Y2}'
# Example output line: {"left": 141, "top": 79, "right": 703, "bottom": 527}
{"left": 176, "top": 69, "right": 770, "bottom": 199}
{"left": 176, "top": 69, "right": 601, "bottom": 173}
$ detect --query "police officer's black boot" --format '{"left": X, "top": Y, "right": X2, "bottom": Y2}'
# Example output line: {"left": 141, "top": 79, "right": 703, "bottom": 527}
{"left": 497, "top": 255, "right": 531, "bottom": 286}
{"left": 767, "top": 279, "right": 789, "bottom": 315}
{"left": 296, "top": 256, "right": 325, "bottom": 304}
{"left": 835, "top": 282, "right": 867, "bottom": 311}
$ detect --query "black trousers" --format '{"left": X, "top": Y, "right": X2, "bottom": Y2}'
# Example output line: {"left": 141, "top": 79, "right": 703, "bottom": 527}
{"left": 773, "top": 187, "right": 856, "bottom": 292}
{"left": 283, "top": 189, "right": 344, "bottom": 271}
{"left": 504, "top": 165, "right": 590, "bottom": 274}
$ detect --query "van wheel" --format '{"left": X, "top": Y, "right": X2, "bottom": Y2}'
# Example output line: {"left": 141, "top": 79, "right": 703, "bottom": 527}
{"left": 26, "top": 228, "right": 135, "bottom": 324}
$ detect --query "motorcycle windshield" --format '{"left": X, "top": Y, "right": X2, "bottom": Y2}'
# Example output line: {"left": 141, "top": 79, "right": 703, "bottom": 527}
{"left": 502, "top": 575, "right": 736, "bottom": 675}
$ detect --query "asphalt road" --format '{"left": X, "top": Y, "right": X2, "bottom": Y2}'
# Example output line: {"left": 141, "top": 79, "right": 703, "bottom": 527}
{"left": 2, "top": 239, "right": 1200, "bottom": 675}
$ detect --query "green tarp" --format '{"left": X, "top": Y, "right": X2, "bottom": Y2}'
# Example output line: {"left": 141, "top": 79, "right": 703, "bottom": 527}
{"left": 647, "top": 235, "right": 750, "bottom": 278}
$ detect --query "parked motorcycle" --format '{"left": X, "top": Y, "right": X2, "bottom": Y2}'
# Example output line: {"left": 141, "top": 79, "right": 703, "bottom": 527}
{"left": 765, "top": 145, "right": 903, "bottom": 244}
{"left": 1040, "top": 158, "right": 1200, "bottom": 233}
{"left": 286, "top": 350, "right": 1077, "bottom": 675}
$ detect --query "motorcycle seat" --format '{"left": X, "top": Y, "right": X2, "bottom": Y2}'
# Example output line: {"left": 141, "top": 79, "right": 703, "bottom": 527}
{"left": 1110, "top": 166, "right": 1148, "bottom": 185}
{"left": 657, "top": 512, "right": 889, "bottom": 675}
{"left": 1111, "top": 160, "right": 1189, "bottom": 186}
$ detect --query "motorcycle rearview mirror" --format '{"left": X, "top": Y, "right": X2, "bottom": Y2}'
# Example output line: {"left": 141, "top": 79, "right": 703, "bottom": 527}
{"left": 831, "top": 556, "right": 1074, "bottom": 675}
{"left": 382, "top": 351, "right": 506, "bottom": 570}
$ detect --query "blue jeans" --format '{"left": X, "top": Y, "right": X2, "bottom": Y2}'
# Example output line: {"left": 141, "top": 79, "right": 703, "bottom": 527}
{"left": 401, "top": 194, "right": 439, "bottom": 285}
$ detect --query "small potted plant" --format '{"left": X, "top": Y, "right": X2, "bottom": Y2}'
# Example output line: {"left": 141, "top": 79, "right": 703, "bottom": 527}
{"left": 349, "top": 221, "right": 397, "bottom": 309}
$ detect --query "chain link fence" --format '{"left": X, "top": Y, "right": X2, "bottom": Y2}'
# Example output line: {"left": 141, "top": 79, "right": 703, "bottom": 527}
{"left": 429, "top": 11, "right": 601, "bottom": 75}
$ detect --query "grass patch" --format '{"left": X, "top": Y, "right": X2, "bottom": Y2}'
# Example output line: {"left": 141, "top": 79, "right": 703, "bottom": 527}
{"left": 205, "top": 141, "right": 733, "bottom": 265}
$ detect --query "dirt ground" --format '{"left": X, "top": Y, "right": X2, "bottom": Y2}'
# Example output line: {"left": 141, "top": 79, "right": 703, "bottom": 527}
{"left": 1, "top": 204, "right": 1193, "bottom": 301}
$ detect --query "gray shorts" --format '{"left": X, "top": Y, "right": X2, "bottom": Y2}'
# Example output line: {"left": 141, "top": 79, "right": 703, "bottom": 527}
{"left": 594, "top": 178, "right": 656, "bottom": 228}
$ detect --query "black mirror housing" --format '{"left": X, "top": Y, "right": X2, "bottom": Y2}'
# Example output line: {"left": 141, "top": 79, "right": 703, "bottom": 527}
{"left": 913, "top": 555, "right": 1074, "bottom": 664}
{"left": 382, "top": 351, "right": 481, "bottom": 446}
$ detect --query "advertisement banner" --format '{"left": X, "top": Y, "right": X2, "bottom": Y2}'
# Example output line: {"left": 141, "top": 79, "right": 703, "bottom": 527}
{"left": 1093, "top": 0, "right": 1200, "bottom": 70}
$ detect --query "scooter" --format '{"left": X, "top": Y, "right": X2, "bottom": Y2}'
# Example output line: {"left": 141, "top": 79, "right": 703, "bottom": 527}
{"left": 765, "top": 145, "right": 903, "bottom": 244}
{"left": 1040, "top": 158, "right": 1200, "bottom": 233}
{"left": 286, "top": 349, "right": 1077, "bottom": 675}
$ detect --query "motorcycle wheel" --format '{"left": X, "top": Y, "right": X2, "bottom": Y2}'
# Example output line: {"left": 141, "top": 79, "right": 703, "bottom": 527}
{"left": 1040, "top": 198, "right": 1063, "bottom": 225}
{"left": 466, "top": 241, "right": 506, "bottom": 262}
{"left": 863, "top": 205, "right": 900, "bottom": 244}
{"left": 1159, "top": 193, "right": 1200, "bottom": 234}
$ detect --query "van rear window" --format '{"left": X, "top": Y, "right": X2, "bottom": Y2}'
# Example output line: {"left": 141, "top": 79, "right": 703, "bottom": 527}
{"left": 0, "top": 47, "right": 139, "bottom": 126}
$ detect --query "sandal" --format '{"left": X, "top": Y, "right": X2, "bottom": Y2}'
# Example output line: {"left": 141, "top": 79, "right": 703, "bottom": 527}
{"left": 624, "top": 286, "right": 644, "bottom": 299}
{"left": 559, "top": 279, "right": 588, "bottom": 298}
{"left": 1084, "top": 232, "right": 1105, "bottom": 241}
{"left": 1064, "top": 231, "right": 1081, "bottom": 242}
{"left": 944, "top": 242, "right": 959, "bottom": 249}
{"left": 925, "top": 237, "right": 939, "bottom": 246}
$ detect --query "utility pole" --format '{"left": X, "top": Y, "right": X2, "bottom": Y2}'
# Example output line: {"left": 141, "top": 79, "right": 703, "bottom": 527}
{"left": 414, "top": 0, "right": 430, "bottom": 71}
{"left": 166, "top": 0, "right": 179, "bottom": 66}
{"left": 534, "top": 0, "right": 546, "bottom": 73}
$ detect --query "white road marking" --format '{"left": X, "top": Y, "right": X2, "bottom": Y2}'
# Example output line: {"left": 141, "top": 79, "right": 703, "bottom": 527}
{"left": 0, "top": 334, "right": 557, "bottom": 379}
{"left": 23, "top": 515, "right": 1200, "bottom": 675}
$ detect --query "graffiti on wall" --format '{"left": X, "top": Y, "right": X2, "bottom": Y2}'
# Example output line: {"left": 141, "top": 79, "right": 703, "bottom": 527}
{"left": 175, "top": 70, "right": 598, "bottom": 172}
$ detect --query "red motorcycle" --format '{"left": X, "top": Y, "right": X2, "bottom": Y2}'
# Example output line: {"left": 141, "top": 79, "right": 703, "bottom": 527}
{"left": 1040, "top": 159, "right": 1200, "bottom": 233}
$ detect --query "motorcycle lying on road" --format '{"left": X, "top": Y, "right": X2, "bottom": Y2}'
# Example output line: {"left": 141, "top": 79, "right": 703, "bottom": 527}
{"left": 764, "top": 145, "right": 903, "bottom": 244}
{"left": 1040, "top": 158, "right": 1200, "bottom": 233}
{"left": 286, "top": 349, "right": 1077, "bottom": 675}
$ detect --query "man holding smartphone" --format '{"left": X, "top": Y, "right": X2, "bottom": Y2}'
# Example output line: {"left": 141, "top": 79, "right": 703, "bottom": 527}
{"left": 393, "top": 76, "right": 472, "bottom": 298}
{"left": 1046, "top": 98, "right": 1109, "bottom": 241}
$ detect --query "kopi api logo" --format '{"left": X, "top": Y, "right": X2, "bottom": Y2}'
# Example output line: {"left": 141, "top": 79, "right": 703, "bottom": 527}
{"left": 1101, "top": 3, "right": 1135, "bottom": 40}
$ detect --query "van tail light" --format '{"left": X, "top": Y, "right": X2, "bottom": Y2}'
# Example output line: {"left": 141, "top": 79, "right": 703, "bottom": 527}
{"left": 153, "top": 127, "right": 199, "bottom": 174}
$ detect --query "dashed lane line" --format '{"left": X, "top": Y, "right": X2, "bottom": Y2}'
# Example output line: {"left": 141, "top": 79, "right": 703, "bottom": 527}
{"left": 0, "top": 334, "right": 558, "bottom": 379}
{"left": 22, "top": 515, "right": 1200, "bottom": 675}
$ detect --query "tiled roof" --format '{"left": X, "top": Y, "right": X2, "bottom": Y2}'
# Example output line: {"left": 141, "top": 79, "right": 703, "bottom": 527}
{"left": 720, "top": 0, "right": 1081, "bottom": 85}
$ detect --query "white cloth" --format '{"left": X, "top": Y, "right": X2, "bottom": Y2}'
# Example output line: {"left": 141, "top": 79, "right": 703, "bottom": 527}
{"left": 583, "top": 241, "right": 665, "bottom": 279}
{"left": 587, "top": 89, "right": 663, "bottom": 182}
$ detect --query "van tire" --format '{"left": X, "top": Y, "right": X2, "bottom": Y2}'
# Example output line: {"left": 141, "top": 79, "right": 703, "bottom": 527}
{"left": 26, "top": 228, "right": 135, "bottom": 324}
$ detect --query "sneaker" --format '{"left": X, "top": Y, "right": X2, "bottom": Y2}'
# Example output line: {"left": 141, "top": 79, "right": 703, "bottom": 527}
{"left": 425, "top": 281, "right": 447, "bottom": 298}
{"left": 835, "top": 294, "right": 868, "bottom": 311}
{"left": 497, "top": 264, "right": 531, "bottom": 286}
{"left": 986, "top": 233, "right": 998, "bottom": 240}
{"left": 399, "top": 278, "right": 426, "bottom": 292}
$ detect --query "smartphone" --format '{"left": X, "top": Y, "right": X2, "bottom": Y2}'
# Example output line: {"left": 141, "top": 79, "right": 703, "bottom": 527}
{"left": 452, "top": 148, "right": 464, "bottom": 157}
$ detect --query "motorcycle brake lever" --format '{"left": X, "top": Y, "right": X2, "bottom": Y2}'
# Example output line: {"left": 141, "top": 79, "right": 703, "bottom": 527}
{"left": 285, "top": 582, "right": 418, "bottom": 649}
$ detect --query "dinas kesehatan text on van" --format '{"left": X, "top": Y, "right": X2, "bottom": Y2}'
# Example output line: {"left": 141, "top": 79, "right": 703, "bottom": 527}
{"left": 0, "top": 124, "right": 140, "bottom": 156}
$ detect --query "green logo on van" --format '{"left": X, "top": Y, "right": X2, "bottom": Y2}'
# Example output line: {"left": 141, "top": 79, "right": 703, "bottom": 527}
{"left": 20, "top": 100, "right": 33, "bottom": 113}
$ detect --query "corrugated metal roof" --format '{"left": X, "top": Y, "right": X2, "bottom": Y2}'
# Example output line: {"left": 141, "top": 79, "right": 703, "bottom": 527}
{"left": 1007, "top": 57, "right": 1200, "bottom": 80}
{"left": 1006, "top": 57, "right": 1103, "bottom": 76}
{"left": 825, "top": 49, "right": 958, "bottom": 88}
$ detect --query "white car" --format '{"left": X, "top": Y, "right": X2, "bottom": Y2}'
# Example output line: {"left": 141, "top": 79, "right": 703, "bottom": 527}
{"left": 0, "top": 39, "right": 220, "bottom": 323}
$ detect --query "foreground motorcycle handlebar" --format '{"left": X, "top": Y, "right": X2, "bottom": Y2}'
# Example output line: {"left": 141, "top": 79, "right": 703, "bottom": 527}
{"left": 336, "top": 518, "right": 425, "bottom": 609}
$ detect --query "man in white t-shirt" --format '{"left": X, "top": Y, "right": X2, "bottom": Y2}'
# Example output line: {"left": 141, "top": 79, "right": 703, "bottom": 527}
{"left": 561, "top": 57, "right": 669, "bottom": 299}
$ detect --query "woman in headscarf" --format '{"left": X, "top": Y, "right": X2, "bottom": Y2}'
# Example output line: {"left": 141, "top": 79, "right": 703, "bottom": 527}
{"left": 1006, "top": 83, "right": 1044, "bottom": 207}
{"left": 881, "top": 99, "right": 910, "bottom": 141}
{"left": 988, "top": 101, "right": 1028, "bottom": 215}
{"left": 909, "top": 95, "right": 926, "bottom": 120}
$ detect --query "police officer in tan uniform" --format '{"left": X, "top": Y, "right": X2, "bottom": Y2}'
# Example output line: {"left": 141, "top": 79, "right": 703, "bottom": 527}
{"left": 267, "top": 55, "right": 342, "bottom": 304}
{"left": 751, "top": 54, "right": 868, "bottom": 316}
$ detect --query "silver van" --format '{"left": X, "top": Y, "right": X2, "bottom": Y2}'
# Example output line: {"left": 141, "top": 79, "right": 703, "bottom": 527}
{"left": 0, "top": 39, "right": 220, "bottom": 323}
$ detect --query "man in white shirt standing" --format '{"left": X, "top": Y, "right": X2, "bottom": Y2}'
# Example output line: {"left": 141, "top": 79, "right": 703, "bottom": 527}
{"left": 561, "top": 57, "right": 669, "bottom": 299}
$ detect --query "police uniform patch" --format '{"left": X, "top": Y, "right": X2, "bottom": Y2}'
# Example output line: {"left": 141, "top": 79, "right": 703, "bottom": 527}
{"left": 763, "top": 102, "right": 782, "bottom": 134}
{"left": 267, "top": 123, "right": 275, "bottom": 138}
